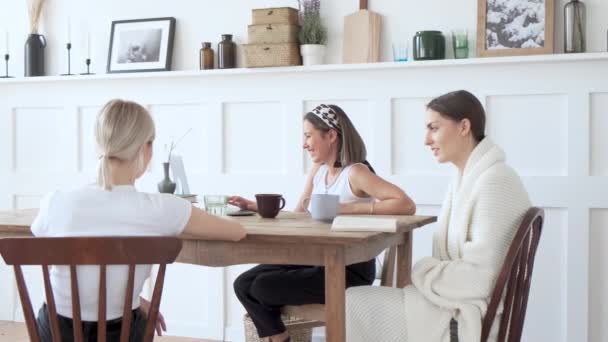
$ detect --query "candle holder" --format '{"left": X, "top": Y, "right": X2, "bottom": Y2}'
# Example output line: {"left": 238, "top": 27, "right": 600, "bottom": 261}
{"left": 80, "top": 58, "right": 94, "bottom": 75}
{"left": 61, "top": 43, "right": 74, "bottom": 76}
{"left": 0, "top": 54, "right": 14, "bottom": 78}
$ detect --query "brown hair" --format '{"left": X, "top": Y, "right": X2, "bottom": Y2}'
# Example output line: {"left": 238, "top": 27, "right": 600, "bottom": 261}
{"left": 426, "top": 90, "right": 486, "bottom": 142}
{"left": 304, "top": 105, "right": 375, "bottom": 172}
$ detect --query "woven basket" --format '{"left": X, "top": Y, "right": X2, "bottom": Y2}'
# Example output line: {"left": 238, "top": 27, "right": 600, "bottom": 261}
{"left": 248, "top": 24, "right": 299, "bottom": 44}
{"left": 243, "top": 43, "right": 301, "bottom": 68}
{"left": 243, "top": 314, "right": 313, "bottom": 342}
{"left": 252, "top": 7, "right": 299, "bottom": 25}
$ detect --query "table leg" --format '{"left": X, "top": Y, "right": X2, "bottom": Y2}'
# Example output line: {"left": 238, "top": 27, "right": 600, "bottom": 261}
{"left": 324, "top": 246, "right": 345, "bottom": 342}
{"left": 396, "top": 230, "right": 413, "bottom": 288}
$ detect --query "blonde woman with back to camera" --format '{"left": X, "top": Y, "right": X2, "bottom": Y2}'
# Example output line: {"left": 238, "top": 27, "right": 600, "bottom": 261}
{"left": 31, "top": 99, "right": 246, "bottom": 342}
{"left": 345, "top": 90, "right": 531, "bottom": 342}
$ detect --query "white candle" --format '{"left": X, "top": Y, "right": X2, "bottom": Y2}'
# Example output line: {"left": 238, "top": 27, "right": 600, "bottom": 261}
{"left": 66, "top": 17, "right": 71, "bottom": 43}
{"left": 4, "top": 30, "right": 8, "bottom": 55}
{"left": 87, "top": 32, "right": 91, "bottom": 58}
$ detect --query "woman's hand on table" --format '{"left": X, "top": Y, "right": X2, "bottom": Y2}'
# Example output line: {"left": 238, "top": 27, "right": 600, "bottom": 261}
{"left": 228, "top": 196, "right": 257, "bottom": 211}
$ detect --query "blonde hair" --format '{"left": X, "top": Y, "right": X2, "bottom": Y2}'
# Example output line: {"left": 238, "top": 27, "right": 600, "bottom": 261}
{"left": 95, "top": 99, "right": 155, "bottom": 190}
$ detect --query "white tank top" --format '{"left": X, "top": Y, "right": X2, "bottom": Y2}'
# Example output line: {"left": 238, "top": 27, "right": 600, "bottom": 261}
{"left": 310, "top": 163, "right": 381, "bottom": 277}
{"left": 309, "top": 163, "right": 374, "bottom": 209}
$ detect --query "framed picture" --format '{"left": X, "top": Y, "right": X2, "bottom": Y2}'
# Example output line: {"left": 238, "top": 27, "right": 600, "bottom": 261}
{"left": 476, "top": 0, "right": 554, "bottom": 57}
{"left": 107, "top": 17, "right": 176, "bottom": 73}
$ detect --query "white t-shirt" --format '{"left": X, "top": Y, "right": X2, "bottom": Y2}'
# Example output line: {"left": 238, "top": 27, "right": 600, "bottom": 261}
{"left": 31, "top": 185, "right": 192, "bottom": 321}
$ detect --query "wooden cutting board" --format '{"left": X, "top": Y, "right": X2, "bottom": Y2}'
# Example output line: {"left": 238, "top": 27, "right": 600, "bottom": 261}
{"left": 342, "top": 0, "right": 382, "bottom": 63}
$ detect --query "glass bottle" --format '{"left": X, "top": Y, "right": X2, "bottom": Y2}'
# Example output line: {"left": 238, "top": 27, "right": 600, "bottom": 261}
{"left": 200, "top": 42, "right": 214, "bottom": 70}
{"left": 564, "top": 0, "right": 586, "bottom": 53}
{"left": 218, "top": 34, "right": 236, "bottom": 69}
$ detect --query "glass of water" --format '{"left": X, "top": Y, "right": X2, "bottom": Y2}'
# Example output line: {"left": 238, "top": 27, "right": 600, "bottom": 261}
{"left": 392, "top": 41, "right": 409, "bottom": 62}
{"left": 204, "top": 195, "right": 228, "bottom": 216}
{"left": 452, "top": 30, "right": 469, "bottom": 59}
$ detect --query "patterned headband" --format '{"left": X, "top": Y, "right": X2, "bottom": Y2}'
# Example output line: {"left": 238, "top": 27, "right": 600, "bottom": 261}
{"left": 310, "top": 104, "right": 341, "bottom": 132}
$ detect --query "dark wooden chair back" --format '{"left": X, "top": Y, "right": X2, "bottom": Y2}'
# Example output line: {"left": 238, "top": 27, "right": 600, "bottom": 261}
{"left": 481, "top": 207, "right": 544, "bottom": 342}
{"left": 0, "top": 236, "right": 182, "bottom": 342}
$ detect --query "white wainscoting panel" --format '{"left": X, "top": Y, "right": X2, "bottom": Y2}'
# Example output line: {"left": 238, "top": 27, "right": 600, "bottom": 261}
{"left": 79, "top": 106, "right": 104, "bottom": 174}
{"left": 149, "top": 103, "right": 211, "bottom": 175}
{"left": 589, "top": 209, "right": 608, "bottom": 342}
{"left": 590, "top": 93, "right": 608, "bottom": 177}
{"left": 391, "top": 97, "right": 451, "bottom": 176}
{"left": 223, "top": 102, "right": 285, "bottom": 175}
{"left": 160, "top": 264, "right": 225, "bottom": 339}
{"left": 523, "top": 208, "right": 568, "bottom": 342}
{"left": 225, "top": 264, "right": 255, "bottom": 342}
{"left": 486, "top": 94, "right": 569, "bottom": 177}
{"left": 12, "top": 194, "right": 43, "bottom": 211}
{"left": 2, "top": 56, "right": 608, "bottom": 341}
{"left": 14, "top": 107, "right": 77, "bottom": 173}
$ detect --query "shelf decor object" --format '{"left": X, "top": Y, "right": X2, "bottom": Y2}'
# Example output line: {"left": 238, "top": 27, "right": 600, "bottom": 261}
{"left": 24, "top": 0, "right": 47, "bottom": 77}
{"left": 107, "top": 17, "right": 176, "bottom": 73}
{"left": 244, "top": 7, "right": 301, "bottom": 67}
{"left": 476, "top": 0, "right": 554, "bottom": 57}
{"left": 343, "top": 0, "right": 381, "bottom": 64}
{"left": 564, "top": 0, "right": 586, "bottom": 53}
{"left": 299, "top": 0, "right": 327, "bottom": 66}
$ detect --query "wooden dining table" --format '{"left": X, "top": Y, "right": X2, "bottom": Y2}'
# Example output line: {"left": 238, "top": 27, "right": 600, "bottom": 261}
{"left": 0, "top": 208, "right": 436, "bottom": 342}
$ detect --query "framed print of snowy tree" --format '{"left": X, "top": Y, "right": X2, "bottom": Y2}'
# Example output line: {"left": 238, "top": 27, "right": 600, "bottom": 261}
{"left": 476, "top": 0, "right": 554, "bottom": 57}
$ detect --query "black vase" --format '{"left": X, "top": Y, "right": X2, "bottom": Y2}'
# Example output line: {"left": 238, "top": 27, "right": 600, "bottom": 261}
{"left": 24, "top": 34, "right": 46, "bottom": 77}
{"left": 158, "top": 162, "right": 176, "bottom": 194}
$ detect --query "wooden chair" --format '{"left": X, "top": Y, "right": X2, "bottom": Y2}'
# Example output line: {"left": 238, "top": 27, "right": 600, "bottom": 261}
{"left": 481, "top": 207, "right": 544, "bottom": 342}
{"left": 280, "top": 207, "right": 544, "bottom": 342}
{"left": 0, "top": 236, "right": 182, "bottom": 342}
{"left": 278, "top": 246, "right": 398, "bottom": 331}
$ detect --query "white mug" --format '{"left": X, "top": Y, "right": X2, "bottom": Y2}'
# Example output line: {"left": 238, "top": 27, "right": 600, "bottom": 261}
{"left": 305, "top": 194, "right": 340, "bottom": 222}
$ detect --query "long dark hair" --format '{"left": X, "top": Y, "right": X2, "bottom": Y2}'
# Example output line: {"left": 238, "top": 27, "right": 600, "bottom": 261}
{"left": 426, "top": 90, "right": 486, "bottom": 142}
{"left": 304, "top": 104, "right": 375, "bottom": 174}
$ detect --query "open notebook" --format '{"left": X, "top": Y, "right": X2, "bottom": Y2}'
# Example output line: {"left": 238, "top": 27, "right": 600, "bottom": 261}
{"left": 331, "top": 215, "right": 400, "bottom": 233}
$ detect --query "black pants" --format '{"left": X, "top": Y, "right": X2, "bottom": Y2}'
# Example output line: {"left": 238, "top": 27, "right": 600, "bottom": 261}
{"left": 37, "top": 303, "right": 146, "bottom": 342}
{"left": 234, "top": 259, "right": 375, "bottom": 338}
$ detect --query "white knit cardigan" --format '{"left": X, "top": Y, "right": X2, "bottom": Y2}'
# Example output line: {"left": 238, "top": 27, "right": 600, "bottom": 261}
{"left": 345, "top": 137, "right": 531, "bottom": 342}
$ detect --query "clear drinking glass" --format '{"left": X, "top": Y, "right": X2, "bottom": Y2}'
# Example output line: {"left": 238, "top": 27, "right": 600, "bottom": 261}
{"left": 204, "top": 195, "right": 228, "bottom": 216}
{"left": 392, "top": 42, "right": 409, "bottom": 62}
{"left": 452, "top": 30, "right": 469, "bottom": 59}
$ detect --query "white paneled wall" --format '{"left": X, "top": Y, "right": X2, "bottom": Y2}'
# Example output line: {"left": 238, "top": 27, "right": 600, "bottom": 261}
{"left": 1, "top": 55, "right": 608, "bottom": 341}
{"left": 590, "top": 209, "right": 608, "bottom": 342}
{"left": 487, "top": 94, "right": 569, "bottom": 176}
{"left": 591, "top": 94, "right": 608, "bottom": 177}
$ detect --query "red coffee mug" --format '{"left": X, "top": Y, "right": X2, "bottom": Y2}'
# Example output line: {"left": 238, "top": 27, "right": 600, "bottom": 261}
{"left": 255, "top": 194, "right": 286, "bottom": 218}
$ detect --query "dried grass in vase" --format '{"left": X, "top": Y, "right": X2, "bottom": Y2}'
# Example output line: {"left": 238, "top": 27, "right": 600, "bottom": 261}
{"left": 27, "top": 0, "right": 47, "bottom": 34}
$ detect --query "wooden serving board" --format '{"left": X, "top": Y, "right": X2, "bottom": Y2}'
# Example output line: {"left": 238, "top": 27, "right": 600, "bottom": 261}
{"left": 342, "top": 0, "right": 382, "bottom": 63}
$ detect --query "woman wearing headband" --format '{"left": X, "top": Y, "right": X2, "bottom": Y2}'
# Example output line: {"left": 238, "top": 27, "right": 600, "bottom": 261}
{"left": 229, "top": 104, "right": 416, "bottom": 342}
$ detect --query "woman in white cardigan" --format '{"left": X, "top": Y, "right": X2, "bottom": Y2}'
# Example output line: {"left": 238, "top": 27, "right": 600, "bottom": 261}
{"left": 345, "top": 90, "right": 531, "bottom": 342}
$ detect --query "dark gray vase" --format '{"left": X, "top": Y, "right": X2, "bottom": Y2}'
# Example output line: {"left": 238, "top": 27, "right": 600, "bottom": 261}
{"left": 158, "top": 162, "right": 176, "bottom": 194}
{"left": 24, "top": 34, "right": 46, "bottom": 77}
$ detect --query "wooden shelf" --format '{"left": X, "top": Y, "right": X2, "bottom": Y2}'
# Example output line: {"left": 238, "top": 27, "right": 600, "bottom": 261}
{"left": 1, "top": 52, "right": 607, "bottom": 85}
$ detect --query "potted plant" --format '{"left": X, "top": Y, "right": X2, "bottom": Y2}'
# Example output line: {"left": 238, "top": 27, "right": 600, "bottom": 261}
{"left": 298, "top": 0, "right": 327, "bottom": 66}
